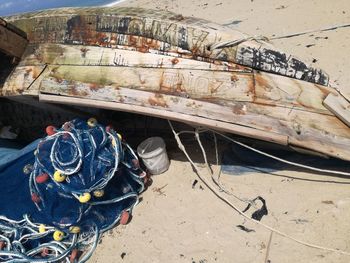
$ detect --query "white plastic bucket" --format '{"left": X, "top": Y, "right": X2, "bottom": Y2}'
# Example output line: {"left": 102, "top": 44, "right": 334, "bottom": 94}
{"left": 137, "top": 137, "right": 170, "bottom": 175}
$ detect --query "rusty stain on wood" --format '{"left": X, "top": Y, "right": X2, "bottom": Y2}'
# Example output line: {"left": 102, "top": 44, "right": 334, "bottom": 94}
{"left": 148, "top": 94, "right": 168, "bottom": 108}
{"left": 171, "top": 58, "right": 179, "bottom": 65}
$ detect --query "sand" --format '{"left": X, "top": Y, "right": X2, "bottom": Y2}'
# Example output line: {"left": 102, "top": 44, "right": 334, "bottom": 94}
{"left": 90, "top": 1, "right": 350, "bottom": 262}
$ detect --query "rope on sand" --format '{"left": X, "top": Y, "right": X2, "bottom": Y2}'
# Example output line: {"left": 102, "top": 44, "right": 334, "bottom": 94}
{"left": 270, "top": 23, "right": 350, "bottom": 40}
{"left": 211, "top": 22, "right": 350, "bottom": 48}
{"left": 168, "top": 120, "right": 350, "bottom": 256}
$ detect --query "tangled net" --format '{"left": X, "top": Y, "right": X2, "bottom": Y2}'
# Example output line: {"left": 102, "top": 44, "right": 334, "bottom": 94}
{"left": 0, "top": 118, "right": 146, "bottom": 262}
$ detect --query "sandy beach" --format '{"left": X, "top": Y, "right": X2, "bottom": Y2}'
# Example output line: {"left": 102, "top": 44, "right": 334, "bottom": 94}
{"left": 84, "top": 0, "right": 350, "bottom": 262}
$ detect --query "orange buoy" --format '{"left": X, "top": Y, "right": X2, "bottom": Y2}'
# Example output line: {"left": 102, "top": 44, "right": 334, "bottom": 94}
{"left": 31, "top": 193, "right": 41, "bottom": 203}
{"left": 35, "top": 173, "right": 49, "bottom": 184}
{"left": 69, "top": 248, "right": 80, "bottom": 263}
{"left": 46, "top": 126, "right": 56, "bottom": 136}
{"left": 120, "top": 210, "right": 130, "bottom": 225}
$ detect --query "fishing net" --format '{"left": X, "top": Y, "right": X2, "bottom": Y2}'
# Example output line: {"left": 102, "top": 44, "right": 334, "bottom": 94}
{"left": 0, "top": 118, "right": 146, "bottom": 262}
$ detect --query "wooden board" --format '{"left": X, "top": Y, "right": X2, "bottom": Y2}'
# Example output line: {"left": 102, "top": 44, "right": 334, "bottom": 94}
{"left": 254, "top": 71, "right": 334, "bottom": 113}
{"left": 1, "top": 65, "right": 46, "bottom": 96}
{"left": 0, "top": 24, "right": 27, "bottom": 58}
{"left": 323, "top": 93, "right": 350, "bottom": 127}
{"left": 5, "top": 7, "right": 328, "bottom": 85}
{"left": 7, "top": 43, "right": 334, "bottom": 114}
{"left": 19, "top": 43, "right": 251, "bottom": 72}
{"left": 40, "top": 93, "right": 288, "bottom": 145}
{"left": 38, "top": 65, "right": 254, "bottom": 102}
{"left": 36, "top": 69, "right": 350, "bottom": 160}
{"left": 39, "top": 86, "right": 350, "bottom": 161}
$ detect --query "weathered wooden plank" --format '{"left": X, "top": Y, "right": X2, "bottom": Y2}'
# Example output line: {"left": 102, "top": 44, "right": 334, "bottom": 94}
{"left": 38, "top": 85, "right": 350, "bottom": 161}
{"left": 14, "top": 43, "right": 334, "bottom": 113}
{"left": 38, "top": 63, "right": 335, "bottom": 113}
{"left": 7, "top": 7, "right": 244, "bottom": 63}
{"left": 39, "top": 77, "right": 289, "bottom": 134}
{"left": 0, "top": 24, "right": 27, "bottom": 58}
{"left": 323, "top": 93, "right": 350, "bottom": 127}
{"left": 38, "top": 74, "right": 350, "bottom": 156}
{"left": 288, "top": 128, "right": 350, "bottom": 160}
{"left": 39, "top": 75, "right": 349, "bottom": 139}
{"left": 30, "top": 63, "right": 349, "bottom": 141}
{"left": 5, "top": 60, "right": 347, "bottom": 143}
{"left": 38, "top": 65, "right": 254, "bottom": 102}
{"left": 1, "top": 65, "right": 46, "bottom": 96}
{"left": 22, "top": 66, "right": 49, "bottom": 96}
{"left": 6, "top": 7, "right": 329, "bottom": 85}
{"left": 39, "top": 93, "right": 288, "bottom": 146}
{"left": 254, "top": 71, "right": 335, "bottom": 113}
{"left": 19, "top": 43, "right": 251, "bottom": 73}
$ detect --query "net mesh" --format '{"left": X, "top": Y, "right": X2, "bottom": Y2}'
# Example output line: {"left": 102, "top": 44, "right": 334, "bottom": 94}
{"left": 0, "top": 118, "right": 146, "bottom": 262}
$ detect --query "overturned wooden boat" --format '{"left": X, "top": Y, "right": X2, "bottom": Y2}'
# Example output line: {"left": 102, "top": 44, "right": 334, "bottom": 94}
{"left": 1, "top": 7, "right": 350, "bottom": 160}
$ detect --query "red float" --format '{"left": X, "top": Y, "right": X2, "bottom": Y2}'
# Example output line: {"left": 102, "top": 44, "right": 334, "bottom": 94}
{"left": 120, "top": 210, "right": 130, "bottom": 225}
{"left": 45, "top": 126, "right": 56, "bottom": 136}
{"left": 41, "top": 247, "right": 49, "bottom": 257}
{"left": 31, "top": 193, "right": 41, "bottom": 203}
{"left": 35, "top": 173, "right": 49, "bottom": 184}
{"left": 69, "top": 248, "right": 81, "bottom": 263}
{"left": 0, "top": 241, "right": 5, "bottom": 250}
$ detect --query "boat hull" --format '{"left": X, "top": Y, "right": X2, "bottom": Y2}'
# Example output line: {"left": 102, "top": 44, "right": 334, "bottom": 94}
{"left": 1, "top": 7, "right": 349, "bottom": 161}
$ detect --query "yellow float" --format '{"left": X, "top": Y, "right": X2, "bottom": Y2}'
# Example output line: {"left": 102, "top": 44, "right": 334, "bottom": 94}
{"left": 53, "top": 230, "right": 64, "bottom": 241}
{"left": 53, "top": 171, "right": 66, "bottom": 183}
{"left": 78, "top": 193, "right": 91, "bottom": 203}
{"left": 69, "top": 226, "right": 81, "bottom": 234}
{"left": 87, "top": 118, "right": 97, "bottom": 127}
{"left": 38, "top": 224, "right": 46, "bottom": 233}
{"left": 93, "top": 190, "right": 104, "bottom": 198}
